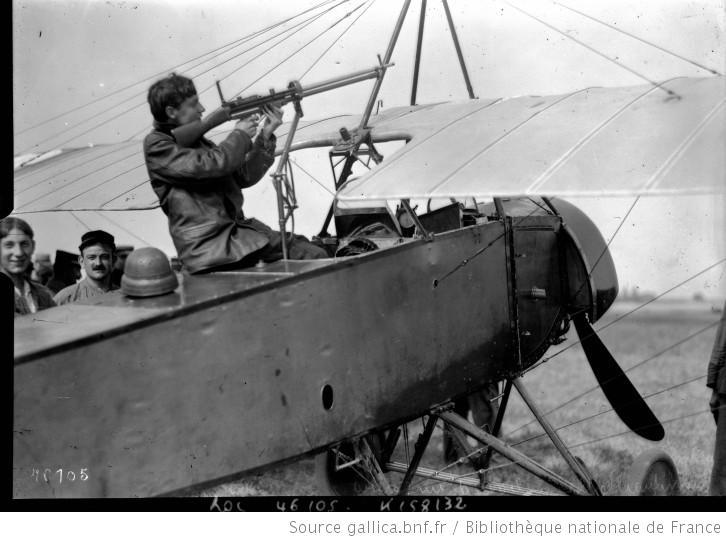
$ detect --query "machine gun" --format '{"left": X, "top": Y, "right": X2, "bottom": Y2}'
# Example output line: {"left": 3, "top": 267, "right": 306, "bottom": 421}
{"left": 172, "top": 62, "right": 393, "bottom": 147}
{"left": 172, "top": 60, "right": 395, "bottom": 261}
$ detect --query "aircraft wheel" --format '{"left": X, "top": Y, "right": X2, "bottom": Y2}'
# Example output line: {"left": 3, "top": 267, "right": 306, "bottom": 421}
{"left": 625, "top": 449, "right": 680, "bottom": 496}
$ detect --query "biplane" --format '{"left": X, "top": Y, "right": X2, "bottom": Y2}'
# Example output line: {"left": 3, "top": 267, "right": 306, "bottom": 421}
{"left": 11, "top": 0, "right": 725, "bottom": 497}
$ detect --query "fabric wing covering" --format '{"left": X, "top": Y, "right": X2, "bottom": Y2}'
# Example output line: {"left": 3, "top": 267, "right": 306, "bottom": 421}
{"left": 336, "top": 76, "right": 725, "bottom": 202}
{"left": 12, "top": 76, "right": 724, "bottom": 212}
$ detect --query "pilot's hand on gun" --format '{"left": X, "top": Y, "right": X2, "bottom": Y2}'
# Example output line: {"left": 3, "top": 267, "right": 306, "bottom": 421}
{"left": 234, "top": 114, "right": 259, "bottom": 138}
{"left": 260, "top": 103, "right": 283, "bottom": 139}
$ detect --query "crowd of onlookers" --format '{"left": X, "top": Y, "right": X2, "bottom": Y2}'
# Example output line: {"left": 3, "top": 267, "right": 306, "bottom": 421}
{"left": 1, "top": 216, "right": 135, "bottom": 316}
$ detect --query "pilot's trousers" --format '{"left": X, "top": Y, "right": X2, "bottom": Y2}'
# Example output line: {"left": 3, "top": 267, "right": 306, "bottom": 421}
{"left": 194, "top": 219, "right": 328, "bottom": 274}
{"left": 257, "top": 230, "right": 329, "bottom": 262}
{"left": 242, "top": 217, "right": 328, "bottom": 263}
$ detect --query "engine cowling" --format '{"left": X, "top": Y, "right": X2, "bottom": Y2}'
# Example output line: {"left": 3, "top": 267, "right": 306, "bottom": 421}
{"left": 549, "top": 197, "right": 618, "bottom": 323}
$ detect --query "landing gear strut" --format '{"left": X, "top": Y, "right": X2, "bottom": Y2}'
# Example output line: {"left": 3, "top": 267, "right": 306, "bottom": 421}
{"left": 319, "top": 377, "right": 616, "bottom": 496}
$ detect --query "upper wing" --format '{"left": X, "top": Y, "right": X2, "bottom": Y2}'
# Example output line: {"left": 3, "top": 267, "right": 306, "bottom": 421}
{"left": 13, "top": 76, "right": 724, "bottom": 212}
{"left": 337, "top": 76, "right": 725, "bottom": 202}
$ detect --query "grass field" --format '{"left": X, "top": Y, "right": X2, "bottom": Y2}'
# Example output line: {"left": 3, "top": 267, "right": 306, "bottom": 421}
{"left": 194, "top": 299, "right": 723, "bottom": 497}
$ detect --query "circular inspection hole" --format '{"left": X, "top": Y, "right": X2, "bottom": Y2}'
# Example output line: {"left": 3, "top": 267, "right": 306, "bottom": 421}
{"left": 321, "top": 384, "right": 334, "bottom": 410}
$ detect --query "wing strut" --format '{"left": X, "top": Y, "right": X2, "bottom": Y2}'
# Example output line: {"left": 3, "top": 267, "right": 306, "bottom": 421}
{"left": 318, "top": 0, "right": 411, "bottom": 237}
{"left": 411, "top": 0, "right": 476, "bottom": 105}
{"left": 442, "top": 0, "right": 476, "bottom": 99}
{"left": 320, "top": 0, "right": 480, "bottom": 237}
{"left": 410, "top": 0, "right": 427, "bottom": 105}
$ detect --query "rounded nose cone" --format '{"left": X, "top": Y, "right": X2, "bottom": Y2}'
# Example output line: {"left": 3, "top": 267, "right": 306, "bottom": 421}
{"left": 121, "top": 247, "right": 178, "bottom": 298}
{"left": 550, "top": 197, "right": 619, "bottom": 322}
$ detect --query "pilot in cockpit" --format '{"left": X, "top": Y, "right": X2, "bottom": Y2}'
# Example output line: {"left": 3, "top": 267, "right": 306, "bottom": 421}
{"left": 143, "top": 74, "right": 326, "bottom": 274}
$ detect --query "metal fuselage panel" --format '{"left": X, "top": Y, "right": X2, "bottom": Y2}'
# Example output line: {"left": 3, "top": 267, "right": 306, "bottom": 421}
{"left": 14, "top": 220, "right": 534, "bottom": 498}
{"left": 511, "top": 216, "right": 564, "bottom": 363}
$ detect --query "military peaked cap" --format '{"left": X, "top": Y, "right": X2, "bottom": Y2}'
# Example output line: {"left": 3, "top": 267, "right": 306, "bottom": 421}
{"left": 79, "top": 230, "right": 116, "bottom": 252}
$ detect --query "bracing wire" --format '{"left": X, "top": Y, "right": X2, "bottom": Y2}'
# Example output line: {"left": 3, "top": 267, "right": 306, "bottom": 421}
{"left": 410, "top": 450, "right": 522, "bottom": 494}
{"left": 511, "top": 374, "right": 707, "bottom": 448}
{"left": 570, "top": 195, "right": 641, "bottom": 301}
{"left": 18, "top": 148, "right": 143, "bottom": 208}
{"left": 523, "top": 257, "right": 726, "bottom": 375}
{"left": 411, "top": 412, "right": 715, "bottom": 494}
{"left": 405, "top": 286, "right": 723, "bottom": 491}
{"left": 409, "top": 368, "right": 713, "bottom": 493}
{"left": 434, "top": 205, "right": 543, "bottom": 287}
{"left": 552, "top": 1, "right": 722, "bottom": 76}
{"left": 500, "top": 0, "right": 679, "bottom": 97}
{"left": 505, "top": 319, "right": 722, "bottom": 438}
{"left": 94, "top": 211, "right": 154, "bottom": 247}
{"left": 289, "top": 158, "right": 336, "bottom": 196}
{"left": 54, "top": 1, "right": 360, "bottom": 212}
{"left": 15, "top": 0, "right": 336, "bottom": 138}
{"left": 190, "top": 3, "right": 342, "bottom": 87}
{"left": 298, "top": 0, "right": 378, "bottom": 81}
{"left": 569, "top": 409, "right": 711, "bottom": 449}
{"left": 69, "top": 211, "right": 91, "bottom": 230}
{"left": 20, "top": 0, "right": 348, "bottom": 155}
{"left": 94, "top": 164, "right": 154, "bottom": 209}
{"left": 125, "top": 0, "right": 354, "bottom": 143}
{"left": 15, "top": 143, "right": 139, "bottom": 196}
{"left": 407, "top": 418, "right": 522, "bottom": 493}
{"left": 89, "top": 105, "right": 355, "bottom": 214}
{"left": 406, "top": 420, "right": 478, "bottom": 490}
{"left": 15, "top": 1, "right": 355, "bottom": 211}
{"left": 229, "top": 0, "right": 369, "bottom": 99}
{"left": 15, "top": 146, "right": 112, "bottom": 181}
{"left": 41, "top": 159, "right": 147, "bottom": 211}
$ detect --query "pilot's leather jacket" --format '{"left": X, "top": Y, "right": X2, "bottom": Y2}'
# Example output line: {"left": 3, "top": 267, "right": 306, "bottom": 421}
{"left": 143, "top": 122, "right": 276, "bottom": 273}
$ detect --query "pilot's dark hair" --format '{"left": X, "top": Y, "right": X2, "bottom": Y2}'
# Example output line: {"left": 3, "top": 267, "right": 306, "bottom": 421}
{"left": 147, "top": 73, "right": 197, "bottom": 123}
{"left": 0, "top": 216, "right": 34, "bottom": 240}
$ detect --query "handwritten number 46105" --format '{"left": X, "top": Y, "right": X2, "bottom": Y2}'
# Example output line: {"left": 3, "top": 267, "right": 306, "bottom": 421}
{"left": 31, "top": 468, "right": 89, "bottom": 484}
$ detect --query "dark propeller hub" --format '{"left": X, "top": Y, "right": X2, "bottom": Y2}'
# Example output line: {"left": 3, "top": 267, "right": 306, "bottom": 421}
{"left": 549, "top": 197, "right": 618, "bottom": 323}
{"left": 547, "top": 197, "right": 664, "bottom": 442}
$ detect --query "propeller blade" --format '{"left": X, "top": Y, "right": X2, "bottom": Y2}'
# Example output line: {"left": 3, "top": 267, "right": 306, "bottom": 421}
{"left": 573, "top": 314, "right": 664, "bottom": 441}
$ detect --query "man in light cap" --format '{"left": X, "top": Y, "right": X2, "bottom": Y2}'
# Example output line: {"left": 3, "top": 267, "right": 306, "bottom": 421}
{"left": 54, "top": 230, "right": 119, "bottom": 305}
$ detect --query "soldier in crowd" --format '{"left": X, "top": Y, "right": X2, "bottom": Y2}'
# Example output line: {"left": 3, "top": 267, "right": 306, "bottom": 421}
{"left": 110, "top": 244, "right": 134, "bottom": 287}
{"left": 31, "top": 253, "right": 53, "bottom": 285}
{"left": 1, "top": 216, "right": 56, "bottom": 316}
{"left": 46, "top": 250, "right": 82, "bottom": 294}
{"left": 54, "top": 230, "right": 119, "bottom": 305}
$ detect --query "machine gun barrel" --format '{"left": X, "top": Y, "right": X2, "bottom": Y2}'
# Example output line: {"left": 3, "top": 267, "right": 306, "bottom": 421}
{"left": 172, "top": 63, "right": 393, "bottom": 146}
{"left": 224, "top": 64, "right": 393, "bottom": 119}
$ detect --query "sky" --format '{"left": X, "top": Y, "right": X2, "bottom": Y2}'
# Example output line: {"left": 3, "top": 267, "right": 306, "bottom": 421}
{"left": 11, "top": 0, "right": 726, "bottom": 300}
